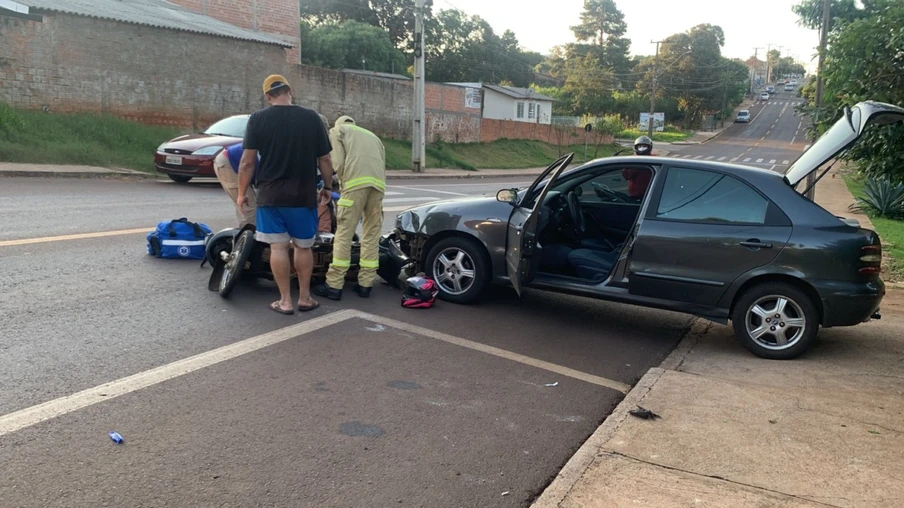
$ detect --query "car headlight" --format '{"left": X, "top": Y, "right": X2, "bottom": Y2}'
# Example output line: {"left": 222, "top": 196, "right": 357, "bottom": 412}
{"left": 192, "top": 146, "right": 224, "bottom": 156}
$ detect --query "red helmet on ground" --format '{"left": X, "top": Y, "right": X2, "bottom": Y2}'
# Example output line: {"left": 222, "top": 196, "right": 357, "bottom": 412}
{"left": 401, "top": 276, "right": 439, "bottom": 308}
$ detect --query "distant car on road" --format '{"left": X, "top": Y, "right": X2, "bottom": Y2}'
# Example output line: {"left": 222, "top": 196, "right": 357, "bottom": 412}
{"left": 765, "top": 85, "right": 775, "bottom": 94}
{"left": 760, "top": 92, "right": 771, "bottom": 101}
{"left": 154, "top": 114, "right": 249, "bottom": 183}
{"left": 790, "top": 79, "right": 799, "bottom": 86}
{"left": 392, "top": 101, "right": 904, "bottom": 359}
{"left": 735, "top": 110, "right": 751, "bottom": 123}
{"left": 784, "top": 83, "right": 795, "bottom": 91}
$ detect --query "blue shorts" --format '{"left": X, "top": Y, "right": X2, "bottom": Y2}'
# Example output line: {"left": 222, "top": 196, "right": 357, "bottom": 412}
{"left": 255, "top": 206, "right": 319, "bottom": 247}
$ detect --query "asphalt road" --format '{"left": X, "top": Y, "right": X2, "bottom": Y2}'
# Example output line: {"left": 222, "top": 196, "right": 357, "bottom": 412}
{"left": 663, "top": 89, "right": 809, "bottom": 173}
{"left": 0, "top": 175, "right": 690, "bottom": 507}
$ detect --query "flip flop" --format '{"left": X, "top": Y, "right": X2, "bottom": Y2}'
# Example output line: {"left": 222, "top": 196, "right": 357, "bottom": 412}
{"left": 297, "top": 300, "right": 321, "bottom": 312}
{"left": 269, "top": 301, "right": 295, "bottom": 315}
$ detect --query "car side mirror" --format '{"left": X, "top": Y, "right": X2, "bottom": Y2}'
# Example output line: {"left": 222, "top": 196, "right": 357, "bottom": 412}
{"left": 496, "top": 189, "right": 518, "bottom": 205}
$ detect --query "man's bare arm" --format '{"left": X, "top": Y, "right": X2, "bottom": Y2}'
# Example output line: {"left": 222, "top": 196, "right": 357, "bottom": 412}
{"left": 318, "top": 154, "right": 334, "bottom": 190}
{"left": 237, "top": 149, "right": 257, "bottom": 204}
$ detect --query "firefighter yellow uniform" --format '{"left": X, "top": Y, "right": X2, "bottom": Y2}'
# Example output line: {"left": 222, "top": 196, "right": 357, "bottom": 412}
{"left": 324, "top": 116, "right": 386, "bottom": 292}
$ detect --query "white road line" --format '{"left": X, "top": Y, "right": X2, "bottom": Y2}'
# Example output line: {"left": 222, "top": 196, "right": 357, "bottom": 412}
{"left": 384, "top": 191, "right": 404, "bottom": 196}
{"left": 798, "top": 120, "right": 802, "bottom": 130}
{"left": 756, "top": 158, "right": 764, "bottom": 163}
{"left": 682, "top": 154, "right": 693, "bottom": 159}
{"left": 0, "top": 310, "right": 358, "bottom": 437}
{"left": 782, "top": 160, "right": 790, "bottom": 165}
{"left": 791, "top": 136, "right": 796, "bottom": 144}
{"left": 804, "top": 144, "right": 811, "bottom": 150}
{"left": 705, "top": 156, "right": 715, "bottom": 160}
{"left": 761, "top": 136, "right": 766, "bottom": 140}
{"left": 0, "top": 309, "right": 629, "bottom": 437}
{"left": 389, "top": 185, "right": 468, "bottom": 196}
{"left": 743, "top": 158, "right": 752, "bottom": 162}
{"left": 383, "top": 196, "right": 441, "bottom": 203}
{"left": 359, "top": 312, "right": 631, "bottom": 393}
{"left": 718, "top": 157, "right": 726, "bottom": 161}
{"left": 730, "top": 157, "right": 739, "bottom": 162}
{"left": 693, "top": 155, "right": 703, "bottom": 160}
{"left": 770, "top": 165, "right": 777, "bottom": 171}
{"left": 769, "top": 159, "right": 777, "bottom": 164}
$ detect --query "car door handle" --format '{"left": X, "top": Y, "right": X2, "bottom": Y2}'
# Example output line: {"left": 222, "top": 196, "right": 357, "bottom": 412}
{"left": 740, "top": 240, "right": 773, "bottom": 249}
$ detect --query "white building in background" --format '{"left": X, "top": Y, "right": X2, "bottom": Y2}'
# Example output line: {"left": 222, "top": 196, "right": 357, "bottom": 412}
{"left": 445, "top": 83, "right": 556, "bottom": 125}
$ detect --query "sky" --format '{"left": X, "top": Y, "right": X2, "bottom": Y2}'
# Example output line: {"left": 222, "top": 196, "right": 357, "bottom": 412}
{"left": 437, "top": 0, "right": 822, "bottom": 73}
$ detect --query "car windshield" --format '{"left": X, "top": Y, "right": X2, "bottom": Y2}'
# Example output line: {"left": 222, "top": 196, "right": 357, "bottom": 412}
{"left": 202, "top": 116, "right": 248, "bottom": 137}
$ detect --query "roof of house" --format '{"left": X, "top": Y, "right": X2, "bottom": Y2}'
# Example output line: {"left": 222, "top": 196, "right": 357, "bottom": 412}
{"left": 341, "top": 69, "right": 411, "bottom": 81}
{"left": 17, "top": 0, "right": 292, "bottom": 47}
{"left": 483, "top": 84, "right": 556, "bottom": 102}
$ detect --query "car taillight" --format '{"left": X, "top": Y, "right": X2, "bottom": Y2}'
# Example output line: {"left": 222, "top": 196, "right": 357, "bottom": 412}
{"left": 859, "top": 244, "right": 882, "bottom": 275}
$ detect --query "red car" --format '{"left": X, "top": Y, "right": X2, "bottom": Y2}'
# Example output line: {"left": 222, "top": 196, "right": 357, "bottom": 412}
{"left": 154, "top": 114, "right": 248, "bottom": 183}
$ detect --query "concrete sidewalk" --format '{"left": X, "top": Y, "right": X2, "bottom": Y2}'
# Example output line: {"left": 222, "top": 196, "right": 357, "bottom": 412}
{"left": 0, "top": 162, "right": 546, "bottom": 180}
{"left": 533, "top": 165, "right": 904, "bottom": 507}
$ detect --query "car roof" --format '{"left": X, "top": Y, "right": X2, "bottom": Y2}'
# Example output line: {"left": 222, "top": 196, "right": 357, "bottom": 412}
{"left": 573, "top": 156, "right": 786, "bottom": 182}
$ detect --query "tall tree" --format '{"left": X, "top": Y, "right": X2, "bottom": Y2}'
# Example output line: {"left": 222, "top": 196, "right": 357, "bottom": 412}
{"left": 300, "top": 0, "right": 433, "bottom": 47}
{"left": 300, "top": 20, "right": 408, "bottom": 74}
{"left": 569, "top": 0, "right": 631, "bottom": 75}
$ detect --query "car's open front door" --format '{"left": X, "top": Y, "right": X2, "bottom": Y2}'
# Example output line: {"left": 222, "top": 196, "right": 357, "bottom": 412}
{"left": 505, "top": 153, "right": 574, "bottom": 296}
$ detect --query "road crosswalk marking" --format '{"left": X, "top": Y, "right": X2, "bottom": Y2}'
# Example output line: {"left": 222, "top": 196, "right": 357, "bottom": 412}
{"left": 693, "top": 155, "right": 703, "bottom": 160}
{"left": 769, "top": 159, "right": 776, "bottom": 164}
{"left": 705, "top": 156, "right": 714, "bottom": 160}
{"left": 718, "top": 157, "right": 726, "bottom": 161}
{"left": 683, "top": 154, "right": 692, "bottom": 158}
{"left": 743, "top": 158, "right": 751, "bottom": 162}
{"left": 782, "top": 160, "right": 790, "bottom": 164}
{"left": 730, "top": 157, "right": 739, "bottom": 162}
{"left": 756, "top": 158, "right": 764, "bottom": 163}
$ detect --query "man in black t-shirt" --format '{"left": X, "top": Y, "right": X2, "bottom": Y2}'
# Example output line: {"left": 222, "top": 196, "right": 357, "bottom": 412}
{"left": 237, "top": 74, "right": 334, "bottom": 315}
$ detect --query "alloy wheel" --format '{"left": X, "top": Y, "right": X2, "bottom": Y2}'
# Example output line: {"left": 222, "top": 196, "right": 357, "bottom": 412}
{"left": 432, "top": 247, "right": 477, "bottom": 296}
{"left": 744, "top": 295, "right": 807, "bottom": 350}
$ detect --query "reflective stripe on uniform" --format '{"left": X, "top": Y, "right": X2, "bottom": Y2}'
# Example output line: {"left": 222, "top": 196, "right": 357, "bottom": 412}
{"left": 344, "top": 176, "right": 386, "bottom": 191}
{"left": 337, "top": 198, "right": 355, "bottom": 207}
{"left": 331, "top": 258, "right": 351, "bottom": 268}
{"left": 359, "top": 259, "right": 379, "bottom": 269}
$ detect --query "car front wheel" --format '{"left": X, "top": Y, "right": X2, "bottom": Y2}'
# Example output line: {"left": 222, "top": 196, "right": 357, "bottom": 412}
{"left": 425, "top": 237, "right": 489, "bottom": 304}
{"left": 731, "top": 282, "right": 819, "bottom": 360}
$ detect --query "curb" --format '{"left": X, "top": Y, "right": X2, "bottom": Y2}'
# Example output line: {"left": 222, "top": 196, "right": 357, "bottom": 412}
{"left": 530, "top": 367, "right": 666, "bottom": 508}
{"left": 0, "top": 170, "right": 154, "bottom": 179}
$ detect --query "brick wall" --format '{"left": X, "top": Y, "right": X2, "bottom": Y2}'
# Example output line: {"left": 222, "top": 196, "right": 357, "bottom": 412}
{"left": 480, "top": 119, "right": 602, "bottom": 145}
{"left": 0, "top": 12, "right": 591, "bottom": 148}
{"left": 168, "top": 0, "right": 301, "bottom": 63}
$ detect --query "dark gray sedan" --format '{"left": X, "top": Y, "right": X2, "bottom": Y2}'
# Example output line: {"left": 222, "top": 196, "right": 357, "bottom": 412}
{"left": 393, "top": 101, "right": 903, "bottom": 359}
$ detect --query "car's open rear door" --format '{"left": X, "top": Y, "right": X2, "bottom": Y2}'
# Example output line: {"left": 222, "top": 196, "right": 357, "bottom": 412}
{"left": 505, "top": 153, "right": 574, "bottom": 296}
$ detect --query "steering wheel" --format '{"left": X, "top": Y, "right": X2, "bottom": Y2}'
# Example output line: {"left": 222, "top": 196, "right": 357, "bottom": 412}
{"left": 591, "top": 182, "right": 627, "bottom": 203}
{"left": 567, "top": 191, "right": 585, "bottom": 234}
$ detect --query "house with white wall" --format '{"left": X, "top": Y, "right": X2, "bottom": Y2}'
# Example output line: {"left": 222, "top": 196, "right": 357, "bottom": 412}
{"left": 481, "top": 85, "right": 555, "bottom": 125}
{"left": 445, "top": 83, "right": 556, "bottom": 125}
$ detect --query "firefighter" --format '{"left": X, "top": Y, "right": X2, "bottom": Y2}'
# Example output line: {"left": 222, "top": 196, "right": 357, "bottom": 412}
{"left": 313, "top": 116, "right": 386, "bottom": 300}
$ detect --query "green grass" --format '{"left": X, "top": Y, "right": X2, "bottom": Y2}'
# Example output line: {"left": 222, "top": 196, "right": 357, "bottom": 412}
{"left": 617, "top": 125, "right": 694, "bottom": 143}
{"left": 0, "top": 104, "right": 183, "bottom": 172}
{"left": 383, "top": 138, "right": 619, "bottom": 170}
{"left": 0, "top": 104, "right": 620, "bottom": 173}
{"left": 842, "top": 173, "right": 904, "bottom": 280}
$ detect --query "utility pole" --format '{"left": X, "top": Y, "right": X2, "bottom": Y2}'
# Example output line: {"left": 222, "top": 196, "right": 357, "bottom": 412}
{"left": 648, "top": 40, "right": 661, "bottom": 138}
{"left": 411, "top": 0, "right": 426, "bottom": 172}
{"left": 751, "top": 46, "right": 763, "bottom": 94}
{"left": 806, "top": 0, "right": 831, "bottom": 200}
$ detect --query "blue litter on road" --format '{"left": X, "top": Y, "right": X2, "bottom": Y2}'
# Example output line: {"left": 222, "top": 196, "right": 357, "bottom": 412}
{"left": 109, "top": 431, "right": 124, "bottom": 444}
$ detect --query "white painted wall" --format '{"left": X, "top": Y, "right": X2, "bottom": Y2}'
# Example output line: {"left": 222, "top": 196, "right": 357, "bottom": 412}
{"left": 481, "top": 88, "right": 553, "bottom": 125}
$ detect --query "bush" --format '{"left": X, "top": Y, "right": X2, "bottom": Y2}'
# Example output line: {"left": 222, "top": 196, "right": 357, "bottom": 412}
{"left": 851, "top": 177, "right": 904, "bottom": 218}
{"left": 0, "top": 103, "right": 26, "bottom": 134}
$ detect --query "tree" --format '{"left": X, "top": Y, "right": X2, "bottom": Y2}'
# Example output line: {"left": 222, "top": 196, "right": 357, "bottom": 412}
{"left": 570, "top": 0, "right": 631, "bottom": 74}
{"left": 300, "top": 20, "right": 409, "bottom": 74}
{"left": 423, "top": 9, "right": 538, "bottom": 86}
{"left": 300, "top": 0, "right": 433, "bottom": 47}
{"left": 562, "top": 54, "right": 616, "bottom": 115}
{"left": 807, "top": 0, "right": 904, "bottom": 180}
{"left": 792, "top": 0, "right": 863, "bottom": 31}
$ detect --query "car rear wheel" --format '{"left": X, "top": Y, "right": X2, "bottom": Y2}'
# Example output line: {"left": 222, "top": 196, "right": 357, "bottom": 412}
{"left": 168, "top": 174, "right": 192, "bottom": 183}
{"left": 731, "top": 282, "right": 819, "bottom": 360}
{"left": 425, "top": 237, "right": 489, "bottom": 304}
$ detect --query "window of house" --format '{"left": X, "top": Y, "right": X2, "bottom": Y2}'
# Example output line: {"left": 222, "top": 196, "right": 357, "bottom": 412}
{"left": 656, "top": 167, "right": 769, "bottom": 224}
{"left": 528, "top": 103, "right": 536, "bottom": 119}
{"left": 516, "top": 102, "right": 525, "bottom": 119}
